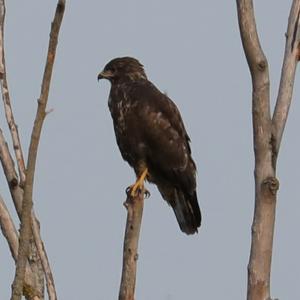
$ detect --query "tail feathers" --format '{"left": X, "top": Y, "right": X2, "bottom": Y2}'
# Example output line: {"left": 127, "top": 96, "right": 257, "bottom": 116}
{"left": 158, "top": 185, "right": 201, "bottom": 235}
{"left": 172, "top": 189, "right": 201, "bottom": 234}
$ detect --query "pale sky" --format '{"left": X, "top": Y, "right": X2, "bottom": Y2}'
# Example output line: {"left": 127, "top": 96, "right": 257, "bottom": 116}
{"left": 0, "top": 1, "right": 299, "bottom": 299}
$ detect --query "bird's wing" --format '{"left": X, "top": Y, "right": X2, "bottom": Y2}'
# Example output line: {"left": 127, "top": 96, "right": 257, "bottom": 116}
{"left": 129, "top": 81, "right": 200, "bottom": 234}
{"left": 129, "top": 81, "right": 196, "bottom": 185}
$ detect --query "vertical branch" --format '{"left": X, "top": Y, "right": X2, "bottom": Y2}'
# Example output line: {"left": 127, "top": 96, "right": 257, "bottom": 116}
{"left": 0, "top": 0, "right": 4, "bottom": 77}
{"left": 119, "top": 191, "right": 145, "bottom": 300}
{"left": 236, "top": 1, "right": 276, "bottom": 300}
{"left": 0, "top": 0, "right": 26, "bottom": 184}
{"left": 0, "top": 0, "right": 56, "bottom": 296}
{"left": 237, "top": 1, "right": 300, "bottom": 300}
{"left": 0, "top": 8, "right": 53, "bottom": 294}
{"left": 10, "top": 1, "right": 66, "bottom": 300}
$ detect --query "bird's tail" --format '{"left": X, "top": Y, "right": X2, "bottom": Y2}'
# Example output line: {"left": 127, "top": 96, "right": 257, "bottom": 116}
{"left": 172, "top": 189, "right": 201, "bottom": 234}
{"left": 158, "top": 185, "right": 201, "bottom": 234}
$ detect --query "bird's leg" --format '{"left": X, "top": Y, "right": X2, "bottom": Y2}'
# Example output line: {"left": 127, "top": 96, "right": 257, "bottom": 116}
{"left": 128, "top": 168, "right": 149, "bottom": 197}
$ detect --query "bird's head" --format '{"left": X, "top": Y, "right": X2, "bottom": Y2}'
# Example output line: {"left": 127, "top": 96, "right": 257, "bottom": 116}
{"left": 97, "top": 57, "right": 147, "bottom": 84}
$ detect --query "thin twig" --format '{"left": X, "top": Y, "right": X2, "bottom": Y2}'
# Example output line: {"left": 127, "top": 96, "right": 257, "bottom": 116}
{"left": 11, "top": 1, "right": 65, "bottom": 300}
{"left": 0, "top": 194, "right": 19, "bottom": 259}
{"left": 0, "top": 128, "right": 21, "bottom": 212}
{"left": 0, "top": 0, "right": 26, "bottom": 185}
{"left": 0, "top": 195, "right": 41, "bottom": 300}
{"left": 0, "top": 0, "right": 4, "bottom": 77}
{"left": 272, "top": 0, "right": 300, "bottom": 159}
{"left": 119, "top": 190, "right": 145, "bottom": 300}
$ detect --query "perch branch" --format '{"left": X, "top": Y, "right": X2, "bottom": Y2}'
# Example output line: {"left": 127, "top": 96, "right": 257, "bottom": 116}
{"left": 0, "top": 195, "right": 41, "bottom": 300}
{"left": 119, "top": 190, "right": 145, "bottom": 300}
{"left": 272, "top": 0, "right": 300, "bottom": 159}
{"left": 11, "top": 1, "right": 65, "bottom": 300}
{"left": 0, "top": 0, "right": 26, "bottom": 185}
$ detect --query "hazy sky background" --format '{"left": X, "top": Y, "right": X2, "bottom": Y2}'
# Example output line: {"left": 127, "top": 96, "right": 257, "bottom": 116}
{"left": 0, "top": 1, "right": 299, "bottom": 299}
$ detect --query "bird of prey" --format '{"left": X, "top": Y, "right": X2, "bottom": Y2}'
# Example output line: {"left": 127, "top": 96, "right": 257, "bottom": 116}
{"left": 98, "top": 57, "right": 201, "bottom": 234}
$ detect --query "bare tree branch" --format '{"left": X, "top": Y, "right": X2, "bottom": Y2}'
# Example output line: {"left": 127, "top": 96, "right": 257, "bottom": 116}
{"left": 237, "top": 1, "right": 300, "bottom": 299}
{"left": 0, "top": 101, "right": 46, "bottom": 300}
{"left": 236, "top": 1, "right": 276, "bottom": 300}
{"left": 236, "top": 0, "right": 270, "bottom": 94}
{"left": 272, "top": 1, "right": 300, "bottom": 158}
{"left": 0, "top": 194, "right": 19, "bottom": 259}
{"left": 0, "top": 128, "right": 56, "bottom": 300}
{"left": 0, "top": 129, "right": 21, "bottom": 212}
{"left": 31, "top": 211, "right": 57, "bottom": 300}
{"left": 0, "top": 0, "right": 4, "bottom": 78}
{"left": 11, "top": 1, "right": 66, "bottom": 299}
{"left": 119, "top": 191, "right": 145, "bottom": 300}
{"left": 0, "top": 195, "right": 41, "bottom": 300}
{"left": 0, "top": 0, "right": 26, "bottom": 185}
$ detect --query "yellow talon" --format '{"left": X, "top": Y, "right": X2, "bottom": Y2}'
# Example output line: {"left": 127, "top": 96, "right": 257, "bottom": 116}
{"left": 130, "top": 168, "right": 148, "bottom": 196}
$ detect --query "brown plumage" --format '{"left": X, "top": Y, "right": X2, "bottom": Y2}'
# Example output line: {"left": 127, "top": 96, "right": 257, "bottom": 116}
{"left": 98, "top": 57, "right": 201, "bottom": 234}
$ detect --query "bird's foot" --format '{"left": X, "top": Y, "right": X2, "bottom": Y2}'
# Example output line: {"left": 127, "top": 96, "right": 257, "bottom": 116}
{"left": 130, "top": 181, "right": 144, "bottom": 197}
{"left": 126, "top": 168, "right": 150, "bottom": 198}
{"left": 126, "top": 168, "right": 148, "bottom": 197}
{"left": 125, "top": 185, "right": 150, "bottom": 198}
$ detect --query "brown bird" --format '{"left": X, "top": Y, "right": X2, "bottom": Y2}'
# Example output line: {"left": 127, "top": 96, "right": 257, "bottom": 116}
{"left": 98, "top": 57, "right": 201, "bottom": 234}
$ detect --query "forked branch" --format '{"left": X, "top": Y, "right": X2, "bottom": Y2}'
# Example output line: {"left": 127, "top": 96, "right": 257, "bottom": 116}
{"left": 236, "top": 0, "right": 300, "bottom": 299}
{"left": 0, "top": 0, "right": 59, "bottom": 297}
{"left": 0, "top": 121, "right": 56, "bottom": 300}
{"left": 10, "top": 1, "right": 66, "bottom": 300}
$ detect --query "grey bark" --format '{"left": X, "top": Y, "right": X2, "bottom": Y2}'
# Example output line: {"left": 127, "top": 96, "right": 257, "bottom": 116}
{"left": 236, "top": 1, "right": 300, "bottom": 299}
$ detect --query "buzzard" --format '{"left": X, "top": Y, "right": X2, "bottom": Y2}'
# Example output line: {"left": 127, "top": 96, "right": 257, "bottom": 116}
{"left": 98, "top": 57, "right": 201, "bottom": 234}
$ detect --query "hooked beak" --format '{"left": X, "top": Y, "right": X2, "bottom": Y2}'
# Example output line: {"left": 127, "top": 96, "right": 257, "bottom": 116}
{"left": 97, "top": 70, "right": 113, "bottom": 81}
